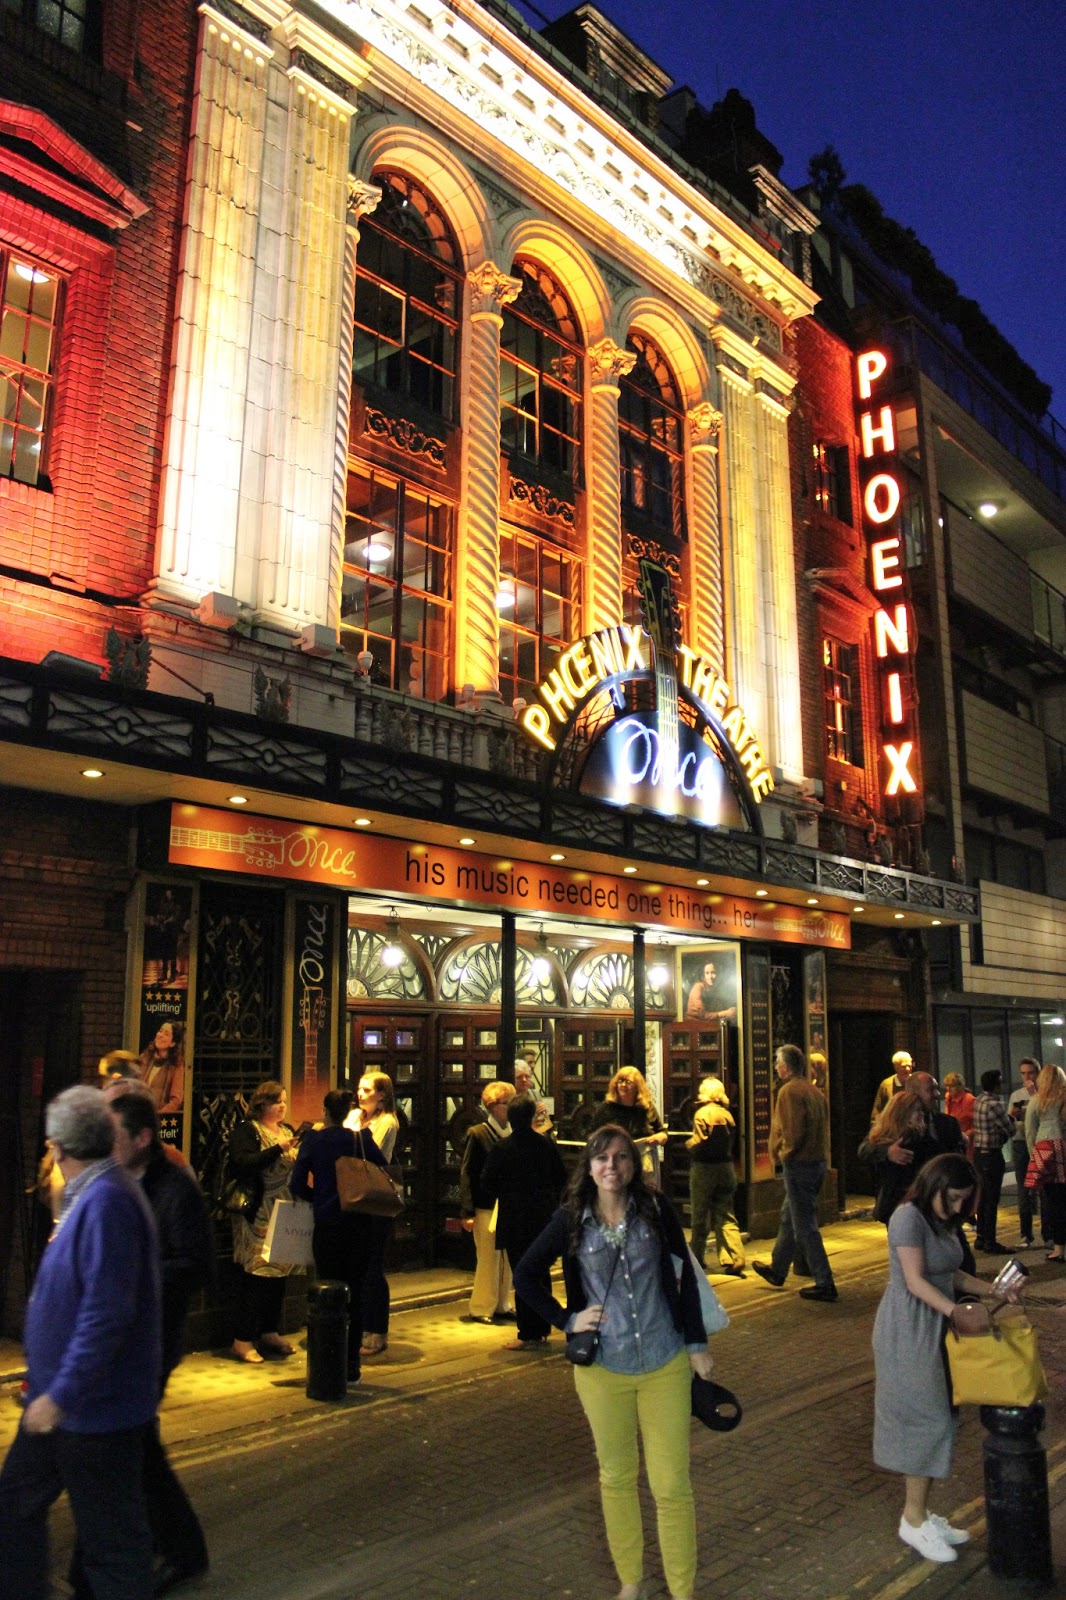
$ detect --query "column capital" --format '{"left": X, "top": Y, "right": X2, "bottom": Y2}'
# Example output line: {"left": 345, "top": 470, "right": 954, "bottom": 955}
{"left": 467, "top": 260, "right": 522, "bottom": 318}
{"left": 347, "top": 179, "right": 382, "bottom": 227}
{"left": 588, "top": 337, "right": 636, "bottom": 386}
{"left": 688, "top": 402, "right": 723, "bottom": 444}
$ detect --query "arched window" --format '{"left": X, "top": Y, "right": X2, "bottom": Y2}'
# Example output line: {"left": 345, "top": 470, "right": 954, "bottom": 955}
{"left": 352, "top": 173, "right": 462, "bottom": 421}
{"left": 618, "top": 332, "right": 685, "bottom": 541}
{"left": 500, "top": 261, "right": 583, "bottom": 479}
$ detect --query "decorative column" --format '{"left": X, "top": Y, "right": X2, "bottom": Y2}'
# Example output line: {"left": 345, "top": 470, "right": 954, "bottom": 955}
{"left": 250, "top": 65, "right": 354, "bottom": 634}
{"left": 586, "top": 337, "right": 635, "bottom": 631}
{"left": 714, "top": 354, "right": 763, "bottom": 731}
{"left": 152, "top": 5, "right": 272, "bottom": 608}
{"left": 686, "top": 401, "right": 725, "bottom": 668}
{"left": 754, "top": 381, "right": 803, "bottom": 778}
{"left": 455, "top": 261, "right": 521, "bottom": 697}
{"left": 324, "top": 178, "right": 380, "bottom": 640}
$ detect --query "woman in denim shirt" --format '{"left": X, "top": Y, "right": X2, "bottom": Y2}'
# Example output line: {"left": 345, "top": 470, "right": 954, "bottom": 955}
{"left": 514, "top": 1125, "right": 713, "bottom": 1600}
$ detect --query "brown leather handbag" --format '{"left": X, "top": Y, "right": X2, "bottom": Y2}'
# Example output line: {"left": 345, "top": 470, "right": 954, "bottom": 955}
{"left": 336, "top": 1131, "right": 404, "bottom": 1217}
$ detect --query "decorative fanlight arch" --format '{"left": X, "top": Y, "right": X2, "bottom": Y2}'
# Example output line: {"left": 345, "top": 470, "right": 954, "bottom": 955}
{"left": 437, "top": 936, "right": 565, "bottom": 1007}
{"left": 346, "top": 927, "right": 430, "bottom": 1001}
{"left": 569, "top": 948, "right": 669, "bottom": 1012}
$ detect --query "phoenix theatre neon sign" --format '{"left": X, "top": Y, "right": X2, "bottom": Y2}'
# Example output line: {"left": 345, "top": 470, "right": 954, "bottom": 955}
{"left": 856, "top": 347, "right": 922, "bottom": 804}
{"left": 520, "top": 591, "right": 774, "bottom": 828}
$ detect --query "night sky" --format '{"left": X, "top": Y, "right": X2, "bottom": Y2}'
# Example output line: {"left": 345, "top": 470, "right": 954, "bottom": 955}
{"left": 511, "top": 0, "right": 1066, "bottom": 427}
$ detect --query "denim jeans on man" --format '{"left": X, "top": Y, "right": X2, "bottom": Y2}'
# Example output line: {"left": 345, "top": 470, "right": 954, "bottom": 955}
{"left": 770, "top": 1159, "right": 833, "bottom": 1289}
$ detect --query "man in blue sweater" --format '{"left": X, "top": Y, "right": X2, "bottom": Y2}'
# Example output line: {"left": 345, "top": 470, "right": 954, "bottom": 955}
{"left": 0, "top": 1084, "right": 161, "bottom": 1600}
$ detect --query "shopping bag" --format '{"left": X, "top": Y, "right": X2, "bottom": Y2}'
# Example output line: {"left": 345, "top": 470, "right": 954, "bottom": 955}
{"left": 672, "top": 1246, "right": 730, "bottom": 1335}
{"left": 262, "top": 1197, "right": 314, "bottom": 1267}
{"left": 336, "top": 1155, "right": 404, "bottom": 1216}
{"left": 945, "top": 1303, "right": 1048, "bottom": 1406}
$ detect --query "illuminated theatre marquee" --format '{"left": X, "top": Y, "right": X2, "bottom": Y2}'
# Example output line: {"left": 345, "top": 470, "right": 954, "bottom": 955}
{"left": 856, "top": 348, "right": 922, "bottom": 805}
{"left": 520, "top": 619, "right": 774, "bottom": 826}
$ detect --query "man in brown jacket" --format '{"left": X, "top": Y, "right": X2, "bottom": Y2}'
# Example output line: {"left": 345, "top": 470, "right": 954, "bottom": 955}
{"left": 752, "top": 1044, "right": 838, "bottom": 1302}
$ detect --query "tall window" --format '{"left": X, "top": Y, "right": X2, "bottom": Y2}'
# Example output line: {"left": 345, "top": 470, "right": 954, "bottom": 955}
{"left": 0, "top": 250, "right": 60, "bottom": 487}
{"left": 2, "top": 0, "right": 99, "bottom": 54}
{"left": 341, "top": 467, "right": 452, "bottom": 700}
{"left": 352, "top": 173, "right": 461, "bottom": 421}
{"left": 823, "top": 637, "right": 862, "bottom": 765}
{"left": 497, "top": 528, "right": 580, "bottom": 705}
{"left": 500, "top": 261, "right": 583, "bottom": 479}
{"left": 812, "top": 441, "right": 852, "bottom": 524}
{"left": 619, "top": 333, "right": 685, "bottom": 541}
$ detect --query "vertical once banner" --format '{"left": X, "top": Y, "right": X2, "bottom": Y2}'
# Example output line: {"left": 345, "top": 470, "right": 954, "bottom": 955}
{"left": 137, "top": 882, "right": 193, "bottom": 1148}
{"left": 289, "top": 898, "right": 336, "bottom": 1127}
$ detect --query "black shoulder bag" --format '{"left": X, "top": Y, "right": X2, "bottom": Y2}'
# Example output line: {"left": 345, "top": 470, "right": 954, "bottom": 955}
{"left": 565, "top": 1242, "right": 622, "bottom": 1366}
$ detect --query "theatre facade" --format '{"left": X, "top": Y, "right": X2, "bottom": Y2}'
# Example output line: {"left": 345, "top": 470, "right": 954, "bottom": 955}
{"left": 0, "top": 0, "right": 979, "bottom": 1316}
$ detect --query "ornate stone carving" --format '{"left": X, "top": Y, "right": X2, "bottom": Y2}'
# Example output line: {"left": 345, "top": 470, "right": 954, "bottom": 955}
{"left": 508, "top": 477, "right": 575, "bottom": 527}
{"left": 203, "top": 0, "right": 271, "bottom": 46}
{"left": 592, "top": 255, "right": 636, "bottom": 301}
{"left": 290, "top": 51, "right": 356, "bottom": 104}
{"left": 475, "top": 173, "right": 524, "bottom": 221}
{"left": 364, "top": 408, "right": 446, "bottom": 470}
{"left": 347, "top": 179, "right": 382, "bottom": 225}
{"left": 467, "top": 261, "right": 522, "bottom": 317}
{"left": 588, "top": 338, "right": 636, "bottom": 385}
{"left": 687, "top": 402, "right": 723, "bottom": 444}
{"left": 710, "top": 276, "right": 782, "bottom": 351}
{"left": 625, "top": 534, "right": 681, "bottom": 580}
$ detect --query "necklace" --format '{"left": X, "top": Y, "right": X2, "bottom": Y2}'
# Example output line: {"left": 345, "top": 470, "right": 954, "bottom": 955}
{"left": 599, "top": 1216, "right": 628, "bottom": 1249}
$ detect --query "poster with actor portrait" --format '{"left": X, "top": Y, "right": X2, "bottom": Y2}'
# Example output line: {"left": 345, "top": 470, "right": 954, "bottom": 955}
{"left": 137, "top": 881, "right": 192, "bottom": 1146}
{"left": 679, "top": 945, "right": 739, "bottom": 1025}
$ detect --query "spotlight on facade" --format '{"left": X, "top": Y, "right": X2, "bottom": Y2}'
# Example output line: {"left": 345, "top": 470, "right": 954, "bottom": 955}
{"left": 381, "top": 909, "right": 404, "bottom": 968}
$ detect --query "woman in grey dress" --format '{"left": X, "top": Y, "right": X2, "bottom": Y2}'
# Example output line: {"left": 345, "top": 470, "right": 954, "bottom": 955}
{"left": 873, "top": 1153, "right": 1018, "bottom": 1565}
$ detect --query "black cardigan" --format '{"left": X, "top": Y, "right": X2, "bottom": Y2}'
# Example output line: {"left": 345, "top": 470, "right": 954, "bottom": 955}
{"left": 512, "top": 1191, "right": 707, "bottom": 1347}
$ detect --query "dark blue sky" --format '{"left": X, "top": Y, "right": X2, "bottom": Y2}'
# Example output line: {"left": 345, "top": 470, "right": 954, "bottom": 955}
{"left": 513, "top": 0, "right": 1066, "bottom": 424}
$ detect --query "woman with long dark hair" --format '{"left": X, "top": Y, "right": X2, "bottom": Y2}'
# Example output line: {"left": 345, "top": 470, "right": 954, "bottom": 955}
{"left": 514, "top": 1125, "right": 713, "bottom": 1600}
{"left": 872, "top": 1152, "right": 1019, "bottom": 1564}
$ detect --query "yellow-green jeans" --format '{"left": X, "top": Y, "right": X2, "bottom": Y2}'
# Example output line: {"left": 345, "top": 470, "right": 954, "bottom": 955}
{"left": 573, "top": 1348, "right": 696, "bottom": 1598}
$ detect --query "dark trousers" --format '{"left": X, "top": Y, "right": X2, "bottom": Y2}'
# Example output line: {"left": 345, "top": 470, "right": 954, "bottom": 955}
{"left": 1011, "top": 1141, "right": 1047, "bottom": 1240}
{"left": 1043, "top": 1181, "right": 1066, "bottom": 1248}
{"left": 0, "top": 1422, "right": 153, "bottom": 1600}
{"left": 70, "top": 1418, "right": 207, "bottom": 1598}
{"left": 505, "top": 1223, "right": 552, "bottom": 1342}
{"left": 975, "top": 1148, "right": 1006, "bottom": 1245}
{"left": 313, "top": 1216, "right": 371, "bottom": 1375}
{"left": 232, "top": 1271, "right": 286, "bottom": 1344}
{"left": 360, "top": 1214, "right": 394, "bottom": 1337}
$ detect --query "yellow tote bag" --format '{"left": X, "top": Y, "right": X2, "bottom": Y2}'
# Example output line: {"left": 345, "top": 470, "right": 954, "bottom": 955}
{"left": 946, "top": 1304, "right": 1048, "bottom": 1407}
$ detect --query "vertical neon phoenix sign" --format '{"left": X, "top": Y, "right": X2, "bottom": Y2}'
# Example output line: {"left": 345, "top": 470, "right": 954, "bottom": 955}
{"left": 856, "top": 348, "right": 922, "bottom": 808}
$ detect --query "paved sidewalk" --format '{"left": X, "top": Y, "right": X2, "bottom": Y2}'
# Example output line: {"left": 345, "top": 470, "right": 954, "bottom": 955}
{"left": 1, "top": 1215, "right": 1063, "bottom": 1598}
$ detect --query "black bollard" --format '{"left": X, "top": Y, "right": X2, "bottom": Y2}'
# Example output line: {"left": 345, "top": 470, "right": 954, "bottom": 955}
{"left": 306, "top": 1279, "right": 350, "bottom": 1401}
{"left": 981, "top": 1403, "right": 1054, "bottom": 1586}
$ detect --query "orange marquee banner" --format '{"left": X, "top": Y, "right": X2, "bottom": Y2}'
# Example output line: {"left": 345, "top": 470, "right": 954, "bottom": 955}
{"left": 167, "top": 803, "right": 850, "bottom": 950}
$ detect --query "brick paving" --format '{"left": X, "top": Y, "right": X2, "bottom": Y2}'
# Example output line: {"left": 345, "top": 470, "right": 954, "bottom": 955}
{"left": 1, "top": 1216, "right": 1064, "bottom": 1598}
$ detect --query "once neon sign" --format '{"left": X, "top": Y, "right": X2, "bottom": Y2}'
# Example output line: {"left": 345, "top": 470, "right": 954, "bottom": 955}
{"left": 856, "top": 348, "right": 921, "bottom": 803}
{"left": 520, "top": 622, "right": 774, "bottom": 802}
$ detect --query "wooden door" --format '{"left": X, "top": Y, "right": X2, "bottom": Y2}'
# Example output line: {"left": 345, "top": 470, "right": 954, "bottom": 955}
{"left": 346, "top": 1011, "right": 429, "bottom": 1266}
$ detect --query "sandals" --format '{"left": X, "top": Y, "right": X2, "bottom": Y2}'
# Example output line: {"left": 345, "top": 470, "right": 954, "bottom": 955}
{"left": 359, "top": 1335, "right": 388, "bottom": 1356}
{"left": 231, "top": 1341, "right": 264, "bottom": 1364}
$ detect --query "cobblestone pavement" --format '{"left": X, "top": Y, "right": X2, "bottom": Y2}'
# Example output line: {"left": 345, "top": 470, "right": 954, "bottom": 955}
{"left": 1, "top": 1216, "right": 1064, "bottom": 1599}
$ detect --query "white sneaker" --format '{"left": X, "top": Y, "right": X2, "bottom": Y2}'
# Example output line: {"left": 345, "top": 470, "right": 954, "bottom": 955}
{"left": 898, "top": 1516, "right": 958, "bottom": 1563}
{"left": 927, "top": 1514, "right": 971, "bottom": 1546}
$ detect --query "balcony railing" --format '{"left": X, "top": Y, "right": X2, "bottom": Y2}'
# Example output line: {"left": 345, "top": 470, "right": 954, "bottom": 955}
{"left": 891, "top": 318, "right": 1066, "bottom": 504}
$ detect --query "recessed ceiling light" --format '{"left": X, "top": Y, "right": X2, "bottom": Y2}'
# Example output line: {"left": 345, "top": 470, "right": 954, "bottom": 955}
{"left": 978, "top": 500, "right": 999, "bottom": 518}
{"left": 354, "top": 817, "right": 372, "bottom": 827}
{"left": 854, "top": 906, "right": 865, "bottom": 913}
{"left": 458, "top": 836, "right": 475, "bottom": 846}
{"left": 894, "top": 912, "right": 905, "bottom": 920}
{"left": 696, "top": 877, "right": 709, "bottom": 887}
{"left": 756, "top": 889, "right": 768, "bottom": 898}
{"left": 624, "top": 866, "right": 638, "bottom": 875}
{"left": 931, "top": 918, "right": 942, "bottom": 926}
{"left": 807, "top": 898, "right": 819, "bottom": 906}
{"left": 228, "top": 794, "right": 247, "bottom": 806}
{"left": 80, "top": 768, "right": 104, "bottom": 780}
{"left": 550, "top": 852, "right": 565, "bottom": 862}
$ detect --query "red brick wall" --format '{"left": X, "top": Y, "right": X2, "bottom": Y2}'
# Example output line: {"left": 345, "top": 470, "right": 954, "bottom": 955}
{"left": 0, "top": 790, "right": 134, "bottom": 1077}
{"left": 790, "top": 317, "right": 886, "bottom": 845}
{"left": 0, "top": 0, "right": 198, "bottom": 666}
